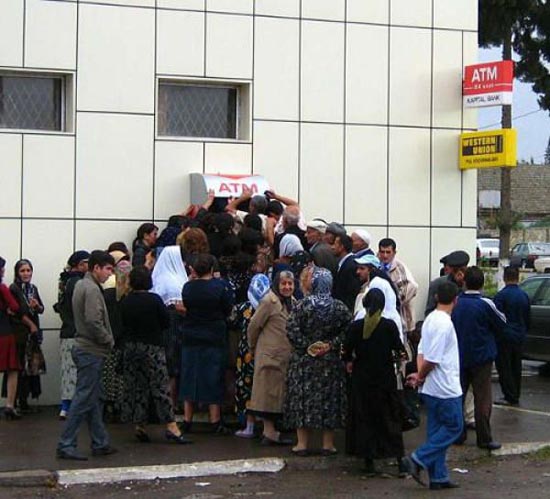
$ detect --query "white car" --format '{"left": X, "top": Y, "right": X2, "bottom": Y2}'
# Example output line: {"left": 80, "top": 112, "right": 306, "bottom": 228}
{"left": 476, "top": 238, "right": 499, "bottom": 266}
{"left": 534, "top": 256, "right": 550, "bottom": 273}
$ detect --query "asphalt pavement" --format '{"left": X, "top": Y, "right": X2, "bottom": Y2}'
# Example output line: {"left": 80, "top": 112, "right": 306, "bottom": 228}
{"left": 1, "top": 362, "right": 549, "bottom": 487}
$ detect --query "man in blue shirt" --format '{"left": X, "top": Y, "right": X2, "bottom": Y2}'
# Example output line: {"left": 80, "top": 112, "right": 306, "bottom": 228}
{"left": 452, "top": 266, "right": 506, "bottom": 450}
{"left": 493, "top": 266, "right": 530, "bottom": 406}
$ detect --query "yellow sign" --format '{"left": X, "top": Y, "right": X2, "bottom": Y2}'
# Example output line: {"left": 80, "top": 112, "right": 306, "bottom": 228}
{"left": 459, "top": 129, "right": 517, "bottom": 170}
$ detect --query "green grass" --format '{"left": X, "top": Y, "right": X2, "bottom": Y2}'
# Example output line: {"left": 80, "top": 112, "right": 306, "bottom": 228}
{"left": 528, "top": 446, "right": 550, "bottom": 461}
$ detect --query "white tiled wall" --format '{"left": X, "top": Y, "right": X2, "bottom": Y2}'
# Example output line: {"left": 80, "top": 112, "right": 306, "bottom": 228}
{"left": 78, "top": 4, "right": 155, "bottom": 113}
{"left": 301, "top": 20, "right": 345, "bottom": 123}
{"left": 25, "top": 0, "right": 77, "bottom": 70}
{"left": 0, "top": 0, "right": 477, "bottom": 405}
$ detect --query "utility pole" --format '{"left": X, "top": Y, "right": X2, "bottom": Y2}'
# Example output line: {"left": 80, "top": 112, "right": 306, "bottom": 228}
{"left": 500, "top": 33, "right": 513, "bottom": 260}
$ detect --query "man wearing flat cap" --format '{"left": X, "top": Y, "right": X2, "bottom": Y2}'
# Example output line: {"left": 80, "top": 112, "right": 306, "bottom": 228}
{"left": 425, "top": 250, "right": 470, "bottom": 317}
{"left": 323, "top": 222, "right": 347, "bottom": 246}
{"left": 305, "top": 220, "right": 338, "bottom": 276}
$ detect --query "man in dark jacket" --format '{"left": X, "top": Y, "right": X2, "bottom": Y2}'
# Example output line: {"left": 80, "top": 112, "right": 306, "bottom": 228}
{"left": 493, "top": 266, "right": 530, "bottom": 406}
{"left": 57, "top": 250, "right": 115, "bottom": 461}
{"left": 332, "top": 234, "right": 362, "bottom": 312}
{"left": 452, "top": 266, "right": 506, "bottom": 450}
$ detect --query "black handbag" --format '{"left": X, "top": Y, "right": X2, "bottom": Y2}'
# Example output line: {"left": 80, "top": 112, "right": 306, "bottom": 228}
{"left": 401, "top": 385, "right": 421, "bottom": 431}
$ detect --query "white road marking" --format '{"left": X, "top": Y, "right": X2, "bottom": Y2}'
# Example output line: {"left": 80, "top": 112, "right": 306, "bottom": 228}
{"left": 493, "top": 404, "right": 550, "bottom": 417}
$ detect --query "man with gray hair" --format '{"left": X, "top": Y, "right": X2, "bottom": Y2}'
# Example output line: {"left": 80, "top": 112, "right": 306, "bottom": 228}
{"left": 274, "top": 205, "right": 308, "bottom": 259}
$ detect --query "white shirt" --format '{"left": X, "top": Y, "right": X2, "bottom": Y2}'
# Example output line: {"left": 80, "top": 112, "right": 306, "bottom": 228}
{"left": 418, "top": 310, "right": 462, "bottom": 399}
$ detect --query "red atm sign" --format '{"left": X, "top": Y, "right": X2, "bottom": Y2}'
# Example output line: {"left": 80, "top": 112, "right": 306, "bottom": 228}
{"left": 463, "top": 60, "right": 514, "bottom": 108}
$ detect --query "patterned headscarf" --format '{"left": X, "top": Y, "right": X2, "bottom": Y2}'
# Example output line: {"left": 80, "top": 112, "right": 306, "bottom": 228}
{"left": 247, "top": 274, "right": 271, "bottom": 310}
{"left": 115, "top": 260, "right": 132, "bottom": 301}
{"left": 311, "top": 267, "right": 333, "bottom": 296}
{"left": 307, "top": 267, "right": 335, "bottom": 315}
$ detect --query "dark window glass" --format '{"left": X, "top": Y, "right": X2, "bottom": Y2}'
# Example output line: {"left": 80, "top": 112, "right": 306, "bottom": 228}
{"left": 0, "top": 75, "right": 62, "bottom": 131}
{"left": 520, "top": 278, "right": 545, "bottom": 301}
{"left": 158, "top": 84, "right": 237, "bottom": 139}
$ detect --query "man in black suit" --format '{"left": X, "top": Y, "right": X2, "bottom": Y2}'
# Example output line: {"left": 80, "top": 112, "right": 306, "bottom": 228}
{"left": 332, "top": 234, "right": 362, "bottom": 312}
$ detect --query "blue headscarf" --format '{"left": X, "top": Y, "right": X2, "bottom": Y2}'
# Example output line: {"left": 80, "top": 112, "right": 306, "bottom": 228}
{"left": 247, "top": 274, "right": 271, "bottom": 310}
{"left": 311, "top": 267, "right": 333, "bottom": 296}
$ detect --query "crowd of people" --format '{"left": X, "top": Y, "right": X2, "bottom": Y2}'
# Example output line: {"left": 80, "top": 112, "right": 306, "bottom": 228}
{"left": 0, "top": 189, "right": 531, "bottom": 490}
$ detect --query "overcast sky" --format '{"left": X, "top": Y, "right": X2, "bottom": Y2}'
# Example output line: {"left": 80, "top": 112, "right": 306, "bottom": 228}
{"left": 478, "top": 47, "right": 550, "bottom": 163}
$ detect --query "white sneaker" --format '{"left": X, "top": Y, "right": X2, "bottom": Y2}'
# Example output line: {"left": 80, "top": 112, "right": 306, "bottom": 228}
{"left": 59, "top": 409, "right": 68, "bottom": 420}
{"left": 235, "top": 429, "right": 255, "bottom": 439}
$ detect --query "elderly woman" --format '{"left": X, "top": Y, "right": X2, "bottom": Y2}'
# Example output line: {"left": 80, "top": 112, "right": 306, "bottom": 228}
{"left": 247, "top": 270, "right": 295, "bottom": 445}
{"left": 344, "top": 289, "right": 407, "bottom": 476}
{"left": 232, "top": 274, "right": 271, "bottom": 438}
{"left": 283, "top": 267, "right": 351, "bottom": 456}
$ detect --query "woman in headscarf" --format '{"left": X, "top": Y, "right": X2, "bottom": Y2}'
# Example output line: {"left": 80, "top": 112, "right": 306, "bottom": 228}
{"left": 283, "top": 267, "right": 351, "bottom": 456}
{"left": 247, "top": 270, "right": 295, "bottom": 445}
{"left": 231, "top": 274, "right": 271, "bottom": 438}
{"left": 0, "top": 256, "right": 22, "bottom": 419}
{"left": 344, "top": 288, "right": 407, "bottom": 476}
{"left": 151, "top": 246, "right": 188, "bottom": 408}
{"left": 7, "top": 259, "right": 45, "bottom": 412}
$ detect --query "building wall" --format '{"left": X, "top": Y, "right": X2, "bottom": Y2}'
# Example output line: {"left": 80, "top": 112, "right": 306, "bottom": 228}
{"left": 0, "top": 0, "right": 478, "bottom": 405}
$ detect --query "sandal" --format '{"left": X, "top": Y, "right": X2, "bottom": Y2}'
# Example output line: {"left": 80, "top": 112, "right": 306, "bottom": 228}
{"left": 291, "top": 448, "right": 310, "bottom": 457}
{"left": 321, "top": 448, "right": 338, "bottom": 457}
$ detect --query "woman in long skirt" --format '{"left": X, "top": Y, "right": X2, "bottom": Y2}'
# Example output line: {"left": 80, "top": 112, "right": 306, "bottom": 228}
{"left": 344, "top": 288, "right": 407, "bottom": 476}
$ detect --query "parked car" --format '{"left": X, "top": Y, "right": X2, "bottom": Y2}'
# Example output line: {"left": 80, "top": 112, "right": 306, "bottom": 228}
{"left": 534, "top": 256, "right": 550, "bottom": 274}
{"left": 510, "top": 242, "right": 550, "bottom": 269}
{"left": 519, "top": 275, "right": 550, "bottom": 362}
{"left": 476, "top": 238, "right": 499, "bottom": 266}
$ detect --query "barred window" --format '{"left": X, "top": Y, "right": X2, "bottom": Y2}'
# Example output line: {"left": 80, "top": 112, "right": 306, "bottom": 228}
{"left": 0, "top": 74, "right": 64, "bottom": 131}
{"left": 158, "top": 81, "right": 249, "bottom": 140}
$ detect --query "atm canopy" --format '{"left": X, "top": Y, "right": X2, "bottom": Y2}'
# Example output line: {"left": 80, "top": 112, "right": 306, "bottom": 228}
{"left": 190, "top": 173, "right": 270, "bottom": 204}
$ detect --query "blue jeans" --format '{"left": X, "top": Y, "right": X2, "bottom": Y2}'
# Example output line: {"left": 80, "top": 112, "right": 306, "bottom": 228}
{"left": 57, "top": 348, "right": 110, "bottom": 452}
{"left": 412, "top": 394, "right": 463, "bottom": 484}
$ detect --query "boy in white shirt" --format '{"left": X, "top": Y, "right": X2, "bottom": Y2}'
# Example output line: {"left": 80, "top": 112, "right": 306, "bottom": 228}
{"left": 404, "top": 281, "right": 463, "bottom": 490}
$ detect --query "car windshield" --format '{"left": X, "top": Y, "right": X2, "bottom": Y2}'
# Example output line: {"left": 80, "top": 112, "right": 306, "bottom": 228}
{"left": 481, "top": 240, "right": 499, "bottom": 248}
{"left": 520, "top": 278, "right": 545, "bottom": 300}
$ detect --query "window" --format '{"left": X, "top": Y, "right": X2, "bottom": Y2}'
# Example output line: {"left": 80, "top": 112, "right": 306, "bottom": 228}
{"left": 0, "top": 74, "right": 66, "bottom": 131}
{"left": 520, "top": 278, "right": 545, "bottom": 301}
{"left": 158, "top": 80, "right": 250, "bottom": 140}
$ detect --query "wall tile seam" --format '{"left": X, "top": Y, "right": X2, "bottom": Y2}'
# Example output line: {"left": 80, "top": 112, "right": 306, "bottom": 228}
{"left": 40, "top": 0, "right": 479, "bottom": 33}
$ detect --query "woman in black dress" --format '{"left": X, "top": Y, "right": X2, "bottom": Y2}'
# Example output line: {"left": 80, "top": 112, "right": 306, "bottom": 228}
{"left": 179, "top": 254, "right": 234, "bottom": 434}
{"left": 120, "top": 266, "right": 190, "bottom": 444}
{"left": 344, "top": 288, "right": 407, "bottom": 476}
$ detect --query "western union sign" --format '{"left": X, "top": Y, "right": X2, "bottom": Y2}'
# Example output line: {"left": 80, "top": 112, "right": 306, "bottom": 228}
{"left": 459, "top": 129, "right": 517, "bottom": 170}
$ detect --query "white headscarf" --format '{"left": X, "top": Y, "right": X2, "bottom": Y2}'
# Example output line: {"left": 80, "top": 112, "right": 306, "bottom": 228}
{"left": 279, "top": 234, "right": 304, "bottom": 258}
{"left": 151, "top": 246, "right": 188, "bottom": 305}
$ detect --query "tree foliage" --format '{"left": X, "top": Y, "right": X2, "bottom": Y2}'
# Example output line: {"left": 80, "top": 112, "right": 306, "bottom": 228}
{"left": 479, "top": 0, "right": 550, "bottom": 112}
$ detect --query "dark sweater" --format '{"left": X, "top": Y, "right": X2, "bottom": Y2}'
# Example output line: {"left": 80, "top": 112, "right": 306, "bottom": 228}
{"left": 494, "top": 284, "right": 531, "bottom": 344}
{"left": 120, "top": 291, "right": 169, "bottom": 347}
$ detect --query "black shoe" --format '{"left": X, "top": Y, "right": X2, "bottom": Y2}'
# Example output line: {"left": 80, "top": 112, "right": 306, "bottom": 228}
{"left": 397, "top": 458, "right": 409, "bottom": 478}
{"left": 3, "top": 407, "right": 22, "bottom": 420}
{"left": 321, "top": 448, "right": 338, "bottom": 457}
{"left": 494, "top": 398, "right": 519, "bottom": 407}
{"left": 402, "top": 456, "right": 426, "bottom": 487}
{"left": 56, "top": 448, "right": 88, "bottom": 461}
{"left": 165, "top": 430, "right": 193, "bottom": 444}
{"left": 430, "top": 481, "right": 460, "bottom": 490}
{"left": 364, "top": 459, "right": 377, "bottom": 477}
{"left": 135, "top": 427, "right": 151, "bottom": 443}
{"left": 212, "top": 421, "right": 232, "bottom": 435}
{"left": 92, "top": 446, "right": 118, "bottom": 456}
{"left": 260, "top": 435, "right": 293, "bottom": 446}
{"left": 291, "top": 448, "right": 310, "bottom": 457}
{"left": 478, "top": 441, "right": 501, "bottom": 451}
{"left": 180, "top": 420, "right": 192, "bottom": 433}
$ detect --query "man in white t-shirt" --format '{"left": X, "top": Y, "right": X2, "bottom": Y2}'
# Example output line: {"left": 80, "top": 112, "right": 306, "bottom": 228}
{"left": 403, "top": 281, "right": 463, "bottom": 490}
